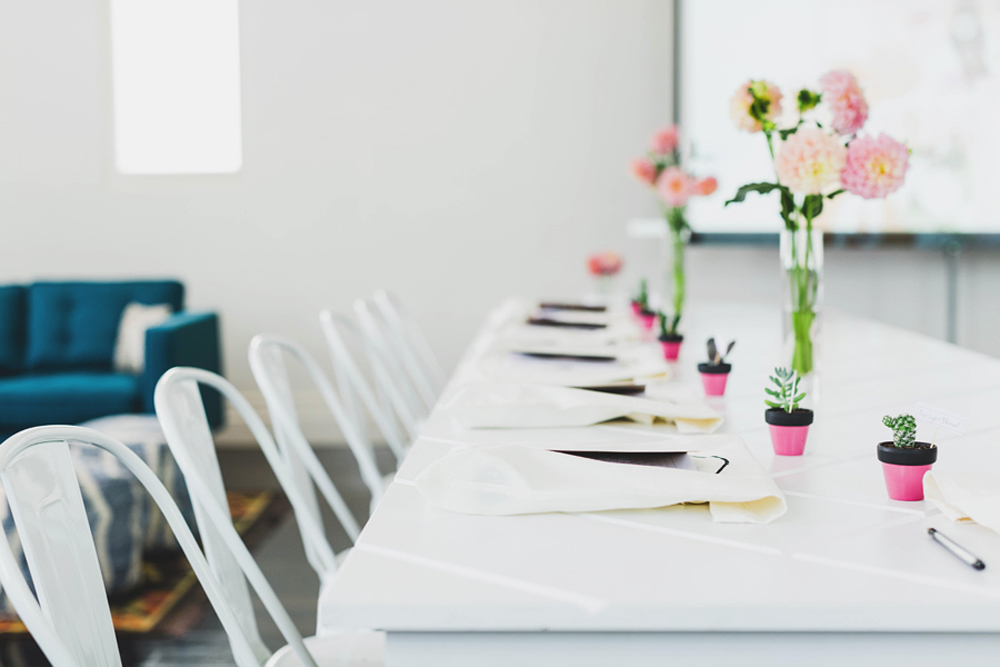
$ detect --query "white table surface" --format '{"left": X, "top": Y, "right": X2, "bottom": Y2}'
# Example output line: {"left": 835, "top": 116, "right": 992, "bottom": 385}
{"left": 317, "top": 300, "right": 1000, "bottom": 666}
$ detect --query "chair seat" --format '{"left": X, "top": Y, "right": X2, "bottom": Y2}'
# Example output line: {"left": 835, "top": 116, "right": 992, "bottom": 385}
{"left": 265, "top": 631, "right": 385, "bottom": 667}
{"left": 0, "top": 373, "right": 140, "bottom": 430}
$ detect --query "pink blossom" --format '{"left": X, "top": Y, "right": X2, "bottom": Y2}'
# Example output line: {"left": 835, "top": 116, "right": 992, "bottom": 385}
{"left": 651, "top": 126, "right": 679, "bottom": 154}
{"left": 819, "top": 69, "right": 869, "bottom": 135}
{"left": 841, "top": 133, "right": 909, "bottom": 199}
{"left": 656, "top": 167, "right": 693, "bottom": 207}
{"left": 587, "top": 251, "right": 623, "bottom": 277}
{"left": 774, "top": 127, "right": 847, "bottom": 195}
{"left": 730, "top": 80, "right": 783, "bottom": 133}
{"left": 630, "top": 157, "right": 658, "bottom": 186}
{"left": 694, "top": 176, "right": 718, "bottom": 196}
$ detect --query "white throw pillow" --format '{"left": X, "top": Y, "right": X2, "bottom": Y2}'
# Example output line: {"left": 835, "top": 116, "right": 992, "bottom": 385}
{"left": 113, "top": 302, "right": 173, "bottom": 374}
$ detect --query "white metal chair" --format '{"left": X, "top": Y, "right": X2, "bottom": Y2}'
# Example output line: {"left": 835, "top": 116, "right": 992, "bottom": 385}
{"left": 248, "top": 335, "right": 403, "bottom": 558}
{"left": 0, "top": 425, "right": 261, "bottom": 667}
{"left": 154, "top": 368, "right": 383, "bottom": 666}
{"left": 353, "top": 298, "right": 435, "bottom": 419}
{"left": 372, "top": 289, "right": 447, "bottom": 397}
{"left": 319, "top": 309, "right": 420, "bottom": 446}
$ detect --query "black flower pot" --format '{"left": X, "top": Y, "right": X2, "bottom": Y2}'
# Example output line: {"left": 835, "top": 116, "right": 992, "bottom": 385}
{"left": 765, "top": 408, "right": 814, "bottom": 456}
{"left": 658, "top": 334, "right": 683, "bottom": 360}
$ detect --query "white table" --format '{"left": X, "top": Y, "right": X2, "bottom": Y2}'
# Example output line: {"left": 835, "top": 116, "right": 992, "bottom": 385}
{"left": 318, "top": 301, "right": 1000, "bottom": 666}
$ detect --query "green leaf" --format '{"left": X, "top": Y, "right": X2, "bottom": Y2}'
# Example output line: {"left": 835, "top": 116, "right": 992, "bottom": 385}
{"left": 779, "top": 187, "right": 796, "bottom": 230}
{"left": 793, "top": 393, "right": 806, "bottom": 403}
{"left": 765, "top": 400, "right": 782, "bottom": 409}
{"left": 802, "top": 194, "right": 824, "bottom": 220}
{"left": 778, "top": 126, "right": 799, "bottom": 141}
{"left": 826, "top": 189, "right": 845, "bottom": 199}
{"left": 725, "top": 182, "right": 782, "bottom": 206}
{"left": 797, "top": 88, "right": 822, "bottom": 113}
{"left": 765, "top": 389, "right": 781, "bottom": 397}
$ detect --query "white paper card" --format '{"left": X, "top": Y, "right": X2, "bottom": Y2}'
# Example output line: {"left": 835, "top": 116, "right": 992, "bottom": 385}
{"left": 915, "top": 402, "right": 965, "bottom": 434}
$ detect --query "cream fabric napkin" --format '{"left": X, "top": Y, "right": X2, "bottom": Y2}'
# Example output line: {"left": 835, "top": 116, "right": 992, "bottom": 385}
{"left": 439, "top": 383, "right": 722, "bottom": 433}
{"left": 415, "top": 435, "right": 786, "bottom": 524}
{"left": 924, "top": 471, "right": 1000, "bottom": 535}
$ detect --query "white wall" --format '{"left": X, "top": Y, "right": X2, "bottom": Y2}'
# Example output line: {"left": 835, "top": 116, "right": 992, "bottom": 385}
{"left": 0, "top": 1, "right": 996, "bottom": 445}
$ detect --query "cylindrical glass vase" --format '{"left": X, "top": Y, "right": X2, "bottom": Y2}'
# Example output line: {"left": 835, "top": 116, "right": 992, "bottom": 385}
{"left": 780, "top": 227, "right": 823, "bottom": 377}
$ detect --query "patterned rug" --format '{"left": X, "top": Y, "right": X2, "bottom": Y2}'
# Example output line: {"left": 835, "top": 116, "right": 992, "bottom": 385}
{"left": 0, "top": 491, "right": 288, "bottom": 635}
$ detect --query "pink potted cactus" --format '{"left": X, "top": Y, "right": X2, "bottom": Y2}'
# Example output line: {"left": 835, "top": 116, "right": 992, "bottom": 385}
{"left": 657, "top": 310, "right": 683, "bottom": 360}
{"left": 630, "top": 278, "right": 648, "bottom": 318}
{"left": 878, "top": 414, "right": 937, "bottom": 501}
{"left": 698, "top": 338, "right": 734, "bottom": 396}
{"left": 764, "top": 367, "right": 813, "bottom": 456}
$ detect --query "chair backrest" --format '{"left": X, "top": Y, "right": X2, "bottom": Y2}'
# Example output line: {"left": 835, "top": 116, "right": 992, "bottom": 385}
{"left": 0, "top": 425, "right": 259, "bottom": 667}
{"left": 248, "top": 334, "right": 380, "bottom": 577}
{"left": 372, "top": 289, "right": 447, "bottom": 395}
{"left": 351, "top": 299, "right": 432, "bottom": 420}
{"left": 154, "top": 368, "right": 327, "bottom": 667}
{"left": 319, "top": 309, "right": 415, "bottom": 453}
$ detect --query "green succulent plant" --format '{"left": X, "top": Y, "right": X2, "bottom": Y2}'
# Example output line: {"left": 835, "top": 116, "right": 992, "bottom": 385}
{"left": 633, "top": 278, "right": 649, "bottom": 311}
{"left": 658, "top": 310, "right": 680, "bottom": 337}
{"left": 882, "top": 414, "right": 917, "bottom": 449}
{"left": 765, "top": 367, "right": 805, "bottom": 413}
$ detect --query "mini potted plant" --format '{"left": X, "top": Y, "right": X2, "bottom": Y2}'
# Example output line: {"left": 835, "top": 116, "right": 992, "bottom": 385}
{"left": 878, "top": 414, "right": 937, "bottom": 501}
{"left": 630, "top": 278, "right": 649, "bottom": 318}
{"left": 698, "top": 338, "right": 734, "bottom": 396}
{"left": 764, "top": 367, "right": 813, "bottom": 456}
{"left": 657, "top": 310, "right": 683, "bottom": 360}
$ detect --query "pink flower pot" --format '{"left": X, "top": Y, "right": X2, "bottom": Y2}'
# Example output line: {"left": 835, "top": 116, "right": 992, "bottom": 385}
{"left": 697, "top": 363, "right": 731, "bottom": 396}
{"left": 876, "top": 442, "right": 938, "bottom": 502}
{"left": 630, "top": 302, "right": 642, "bottom": 317}
{"left": 659, "top": 338, "right": 682, "bottom": 361}
{"left": 639, "top": 312, "right": 655, "bottom": 330}
{"left": 765, "top": 408, "right": 814, "bottom": 456}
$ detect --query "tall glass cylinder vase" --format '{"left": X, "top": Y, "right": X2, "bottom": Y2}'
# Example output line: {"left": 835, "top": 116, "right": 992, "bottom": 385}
{"left": 780, "top": 226, "right": 823, "bottom": 378}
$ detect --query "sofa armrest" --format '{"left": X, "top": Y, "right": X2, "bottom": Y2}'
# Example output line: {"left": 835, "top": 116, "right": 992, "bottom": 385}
{"left": 143, "top": 312, "right": 224, "bottom": 428}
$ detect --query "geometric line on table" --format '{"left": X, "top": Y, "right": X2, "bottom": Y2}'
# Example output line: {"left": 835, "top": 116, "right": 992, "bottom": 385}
{"left": 769, "top": 455, "right": 868, "bottom": 479}
{"left": 782, "top": 490, "right": 928, "bottom": 516}
{"left": 594, "top": 424, "right": 683, "bottom": 438}
{"left": 791, "top": 553, "right": 1000, "bottom": 601}
{"left": 355, "top": 543, "right": 607, "bottom": 613}
{"left": 575, "top": 513, "right": 783, "bottom": 556}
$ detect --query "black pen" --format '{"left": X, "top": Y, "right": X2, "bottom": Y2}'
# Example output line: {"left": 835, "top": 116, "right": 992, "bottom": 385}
{"left": 928, "top": 528, "right": 986, "bottom": 571}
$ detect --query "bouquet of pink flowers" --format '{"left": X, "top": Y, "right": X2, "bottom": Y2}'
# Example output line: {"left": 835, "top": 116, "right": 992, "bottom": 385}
{"left": 587, "top": 251, "right": 623, "bottom": 277}
{"left": 631, "top": 126, "right": 716, "bottom": 337}
{"left": 726, "top": 72, "right": 909, "bottom": 375}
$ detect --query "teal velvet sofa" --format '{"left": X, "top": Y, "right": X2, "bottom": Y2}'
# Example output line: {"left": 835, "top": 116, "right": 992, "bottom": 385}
{"left": 0, "top": 280, "right": 222, "bottom": 438}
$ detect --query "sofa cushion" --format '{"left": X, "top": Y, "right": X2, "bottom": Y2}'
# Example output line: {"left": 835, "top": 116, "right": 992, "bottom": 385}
{"left": 0, "top": 286, "right": 26, "bottom": 376}
{"left": 25, "top": 281, "right": 184, "bottom": 371}
{"left": 0, "top": 373, "right": 141, "bottom": 429}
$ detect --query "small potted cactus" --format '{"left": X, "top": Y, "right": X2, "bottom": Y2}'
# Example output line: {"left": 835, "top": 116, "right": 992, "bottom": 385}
{"left": 631, "top": 279, "right": 649, "bottom": 317}
{"left": 697, "top": 338, "right": 734, "bottom": 396}
{"left": 878, "top": 414, "right": 937, "bottom": 501}
{"left": 764, "top": 367, "right": 813, "bottom": 456}
{"left": 657, "top": 311, "right": 683, "bottom": 360}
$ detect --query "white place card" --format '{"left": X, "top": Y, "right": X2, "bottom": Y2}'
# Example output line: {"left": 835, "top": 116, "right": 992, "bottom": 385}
{"left": 915, "top": 402, "right": 966, "bottom": 434}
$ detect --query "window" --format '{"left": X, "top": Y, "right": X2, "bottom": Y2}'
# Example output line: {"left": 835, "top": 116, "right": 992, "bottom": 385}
{"left": 110, "top": 0, "right": 242, "bottom": 174}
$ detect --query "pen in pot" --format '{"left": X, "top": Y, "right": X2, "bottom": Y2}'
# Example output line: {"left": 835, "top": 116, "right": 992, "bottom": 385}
{"left": 928, "top": 528, "right": 986, "bottom": 571}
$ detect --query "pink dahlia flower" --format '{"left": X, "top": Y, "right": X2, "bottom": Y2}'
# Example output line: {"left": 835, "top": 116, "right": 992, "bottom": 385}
{"left": 819, "top": 69, "right": 869, "bottom": 136}
{"left": 841, "top": 133, "right": 909, "bottom": 199}
{"left": 656, "top": 167, "right": 693, "bottom": 208}
{"left": 588, "top": 251, "right": 623, "bottom": 277}
{"left": 651, "top": 126, "right": 679, "bottom": 154}
{"left": 730, "top": 80, "right": 783, "bottom": 133}
{"left": 694, "top": 176, "right": 718, "bottom": 196}
{"left": 774, "top": 127, "right": 847, "bottom": 195}
{"left": 630, "top": 157, "right": 658, "bottom": 186}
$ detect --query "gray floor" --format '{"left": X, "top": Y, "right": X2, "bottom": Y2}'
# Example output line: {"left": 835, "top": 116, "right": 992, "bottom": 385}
{"left": 0, "top": 447, "right": 393, "bottom": 667}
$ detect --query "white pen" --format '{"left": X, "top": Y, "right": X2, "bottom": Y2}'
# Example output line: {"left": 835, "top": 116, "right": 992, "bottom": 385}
{"left": 928, "top": 528, "right": 986, "bottom": 571}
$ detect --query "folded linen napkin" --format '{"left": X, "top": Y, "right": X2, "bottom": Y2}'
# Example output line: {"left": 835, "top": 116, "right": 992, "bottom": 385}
{"left": 439, "top": 383, "right": 722, "bottom": 433}
{"left": 474, "top": 347, "right": 670, "bottom": 386}
{"left": 924, "top": 471, "right": 1000, "bottom": 535}
{"left": 415, "top": 435, "right": 786, "bottom": 523}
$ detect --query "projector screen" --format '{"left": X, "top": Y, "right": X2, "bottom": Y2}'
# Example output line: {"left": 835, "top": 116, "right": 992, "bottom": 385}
{"left": 681, "top": 0, "right": 1000, "bottom": 235}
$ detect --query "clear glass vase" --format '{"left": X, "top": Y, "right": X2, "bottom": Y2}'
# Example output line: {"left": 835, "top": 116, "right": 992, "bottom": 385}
{"left": 780, "top": 227, "right": 823, "bottom": 377}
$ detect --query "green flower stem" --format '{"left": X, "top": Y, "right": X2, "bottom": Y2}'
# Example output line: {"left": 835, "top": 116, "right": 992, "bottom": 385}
{"left": 786, "top": 217, "right": 819, "bottom": 376}
{"left": 671, "top": 224, "right": 685, "bottom": 319}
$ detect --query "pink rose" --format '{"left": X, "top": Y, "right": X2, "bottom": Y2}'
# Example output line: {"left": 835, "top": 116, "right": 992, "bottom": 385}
{"left": 774, "top": 127, "right": 847, "bottom": 195}
{"left": 656, "top": 166, "right": 693, "bottom": 208}
{"left": 819, "top": 69, "right": 869, "bottom": 136}
{"left": 694, "top": 176, "right": 718, "bottom": 196}
{"left": 630, "top": 157, "right": 658, "bottom": 186}
{"left": 651, "top": 126, "right": 679, "bottom": 154}
{"left": 841, "top": 133, "right": 909, "bottom": 199}
{"left": 730, "top": 79, "right": 783, "bottom": 133}
{"left": 587, "top": 251, "right": 623, "bottom": 277}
